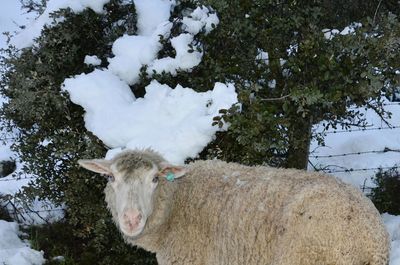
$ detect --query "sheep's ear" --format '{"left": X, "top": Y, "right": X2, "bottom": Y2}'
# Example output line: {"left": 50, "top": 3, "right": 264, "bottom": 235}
{"left": 78, "top": 159, "right": 113, "bottom": 175}
{"left": 158, "top": 162, "right": 186, "bottom": 180}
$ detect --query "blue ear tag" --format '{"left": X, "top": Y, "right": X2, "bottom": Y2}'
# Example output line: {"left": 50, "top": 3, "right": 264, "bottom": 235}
{"left": 166, "top": 172, "right": 175, "bottom": 182}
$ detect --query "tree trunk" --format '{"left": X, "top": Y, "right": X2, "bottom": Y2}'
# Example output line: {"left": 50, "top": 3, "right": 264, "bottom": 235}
{"left": 285, "top": 116, "right": 313, "bottom": 170}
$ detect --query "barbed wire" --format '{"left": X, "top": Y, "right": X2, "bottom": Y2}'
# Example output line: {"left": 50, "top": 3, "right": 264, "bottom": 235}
{"left": 316, "top": 166, "right": 399, "bottom": 174}
{"left": 348, "top": 102, "right": 400, "bottom": 109}
{"left": 323, "top": 125, "right": 400, "bottom": 134}
{"left": 6, "top": 208, "right": 65, "bottom": 214}
{"left": 310, "top": 147, "right": 400, "bottom": 158}
{"left": 0, "top": 176, "right": 37, "bottom": 182}
{"left": 382, "top": 102, "right": 400, "bottom": 106}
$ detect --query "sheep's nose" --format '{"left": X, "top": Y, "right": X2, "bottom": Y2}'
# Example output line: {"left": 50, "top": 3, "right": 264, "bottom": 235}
{"left": 123, "top": 209, "right": 142, "bottom": 230}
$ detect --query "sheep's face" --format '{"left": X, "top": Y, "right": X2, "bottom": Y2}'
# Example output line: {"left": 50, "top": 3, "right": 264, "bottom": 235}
{"left": 78, "top": 151, "right": 185, "bottom": 238}
{"left": 107, "top": 164, "right": 159, "bottom": 237}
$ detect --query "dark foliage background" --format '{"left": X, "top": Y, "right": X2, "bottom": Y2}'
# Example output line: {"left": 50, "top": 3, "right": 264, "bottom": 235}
{"left": 369, "top": 168, "right": 400, "bottom": 215}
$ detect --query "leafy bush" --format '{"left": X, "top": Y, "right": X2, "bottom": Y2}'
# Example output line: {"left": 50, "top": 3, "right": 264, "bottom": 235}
{"left": 26, "top": 221, "right": 156, "bottom": 265}
{"left": 177, "top": 0, "right": 400, "bottom": 169}
{"left": 1, "top": 1, "right": 157, "bottom": 263}
{"left": 369, "top": 167, "right": 400, "bottom": 215}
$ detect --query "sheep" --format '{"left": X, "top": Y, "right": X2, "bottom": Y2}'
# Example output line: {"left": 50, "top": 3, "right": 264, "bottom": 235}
{"left": 79, "top": 149, "right": 390, "bottom": 265}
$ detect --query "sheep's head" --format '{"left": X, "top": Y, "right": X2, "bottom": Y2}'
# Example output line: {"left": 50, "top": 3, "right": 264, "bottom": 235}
{"left": 78, "top": 150, "right": 186, "bottom": 238}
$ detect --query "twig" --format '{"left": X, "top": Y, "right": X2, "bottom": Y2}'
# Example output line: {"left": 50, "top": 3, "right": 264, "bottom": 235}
{"left": 5, "top": 199, "right": 27, "bottom": 223}
{"left": 373, "top": 0, "right": 383, "bottom": 26}
{"left": 260, "top": 94, "right": 290, "bottom": 101}
{"left": 366, "top": 102, "right": 392, "bottom": 127}
{"left": 23, "top": 203, "right": 50, "bottom": 224}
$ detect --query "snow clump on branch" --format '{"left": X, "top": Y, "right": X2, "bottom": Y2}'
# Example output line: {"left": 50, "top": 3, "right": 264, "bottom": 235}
{"left": 61, "top": 0, "right": 236, "bottom": 164}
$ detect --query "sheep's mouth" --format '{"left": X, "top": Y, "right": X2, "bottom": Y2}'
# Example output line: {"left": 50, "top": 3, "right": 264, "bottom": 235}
{"left": 120, "top": 220, "right": 146, "bottom": 238}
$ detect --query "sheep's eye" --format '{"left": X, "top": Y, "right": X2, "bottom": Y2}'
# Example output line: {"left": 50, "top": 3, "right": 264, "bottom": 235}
{"left": 106, "top": 175, "right": 115, "bottom": 182}
{"left": 152, "top": 176, "right": 159, "bottom": 183}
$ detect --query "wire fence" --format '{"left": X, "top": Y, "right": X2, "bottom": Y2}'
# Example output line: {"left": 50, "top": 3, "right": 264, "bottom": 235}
{"left": 323, "top": 125, "right": 400, "bottom": 134}
{"left": 1, "top": 197, "right": 65, "bottom": 224}
{"left": 309, "top": 147, "right": 400, "bottom": 158}
{"left": 0, "top": 176, "right": 37, "bottom": 182}
{"left": 315, "top": 166, "right": 400, "bottom": 174}
{"left": 6, "top": 208, "right": 65, "bottom": 214}
{"left": 1, "top": 112, "right": 400, "bottom": 222}
{"left": 347, "top": 102, "right": 400, "bottom": 109}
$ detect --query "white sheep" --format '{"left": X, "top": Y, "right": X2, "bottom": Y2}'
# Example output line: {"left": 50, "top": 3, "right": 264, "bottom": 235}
{"left": 79, "top": 149, "right": 390, "bottom": 265}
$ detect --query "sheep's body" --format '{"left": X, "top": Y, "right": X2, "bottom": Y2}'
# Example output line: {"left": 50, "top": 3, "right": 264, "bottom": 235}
{"left": 105, "top": 158, "right": 389, "bottom": 265}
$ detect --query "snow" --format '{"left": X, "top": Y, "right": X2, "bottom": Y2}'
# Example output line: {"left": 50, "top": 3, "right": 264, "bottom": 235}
{"left": 108, "top": 32, "right": 168, "bottom": 84}
{"left": 309, "top": 100, "right": 400, "bottom": 189}
{"left": 0, "top": 220, "right": 45, "bottom": 265}
{"left": 63, "top": 0, "right": 230, "bottom": 165}
{"left": 181, "top": 6, "right": 219, "bottom": 35}
{"left": 63, "top": 76, "right": 237, "bottom": 165}
{"left": 84, "top": 55, "right": 101, "bottom": 66}
{"left": 322, "top": 22, "right": 362, "bottom": 40}
{"left": 256, "top": 49, "right": 269, "bottom": 65}
{"left": 382, "top": 213, "right": 400, "bottom": 265}
{"left": 107, "top": 3, "right": 218, "bottom": 83}
{"left": 10, "top": 0, "right": 110, "bottom": 49}
{"left": 147, "top": 33, "right": 203, "bottom": 76}
{"left": 268, "top": 79, "right": 276, "bottom": 89}
{"left": 133, "top": 0, "right": 174, "bottom": 36}
{"left": 0, "top": 0, "right": 36, "bottom": 50}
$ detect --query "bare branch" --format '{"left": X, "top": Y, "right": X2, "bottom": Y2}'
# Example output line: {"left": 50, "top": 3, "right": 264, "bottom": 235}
{"left": 260, "top": 94, "right": 290, "bottom": 102}
{"left": 373, "top": 0, "right": 383, "bottom": 26}
{"left": 366, "top": 102, "right": 392, "bottom": 127}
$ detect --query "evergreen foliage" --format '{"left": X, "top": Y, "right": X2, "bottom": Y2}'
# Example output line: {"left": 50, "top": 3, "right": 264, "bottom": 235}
{"left": 176, "top": 0, "right": 400, "bottom": 168}
{"left": 1, "top": 1, "right": 156, "bottom": 263}
{"left": 369, "top": 167, "right": 400, "bottom": 215}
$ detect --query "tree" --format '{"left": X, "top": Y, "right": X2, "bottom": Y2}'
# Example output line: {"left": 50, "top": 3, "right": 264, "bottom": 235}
{"left": 155, "top": 0, "right": 400, "bottom": 169}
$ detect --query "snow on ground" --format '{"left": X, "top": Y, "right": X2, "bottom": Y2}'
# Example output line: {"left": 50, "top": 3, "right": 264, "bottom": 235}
{"left": 382, "top": 214, "right": 400, "bottom": 265}
{"left": 0, "top": 0, "right": 36, "bottom": 50}
{"left": 0, "top": 0, "right": 33, "bottom": 185}
{"left": 0, "top": 0, "right": 64, "bottom": 225}
{"left": 0, "top": 220, "right": 45, "bottom": 265}
{"left": 309, "top": 100, "right": 400, "bottom": 189}
{"left": 0, "top": 3, "right": 62, "bottom": 263}
{"left": 0, "top": 0, "right": 33, "bottom": 198}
